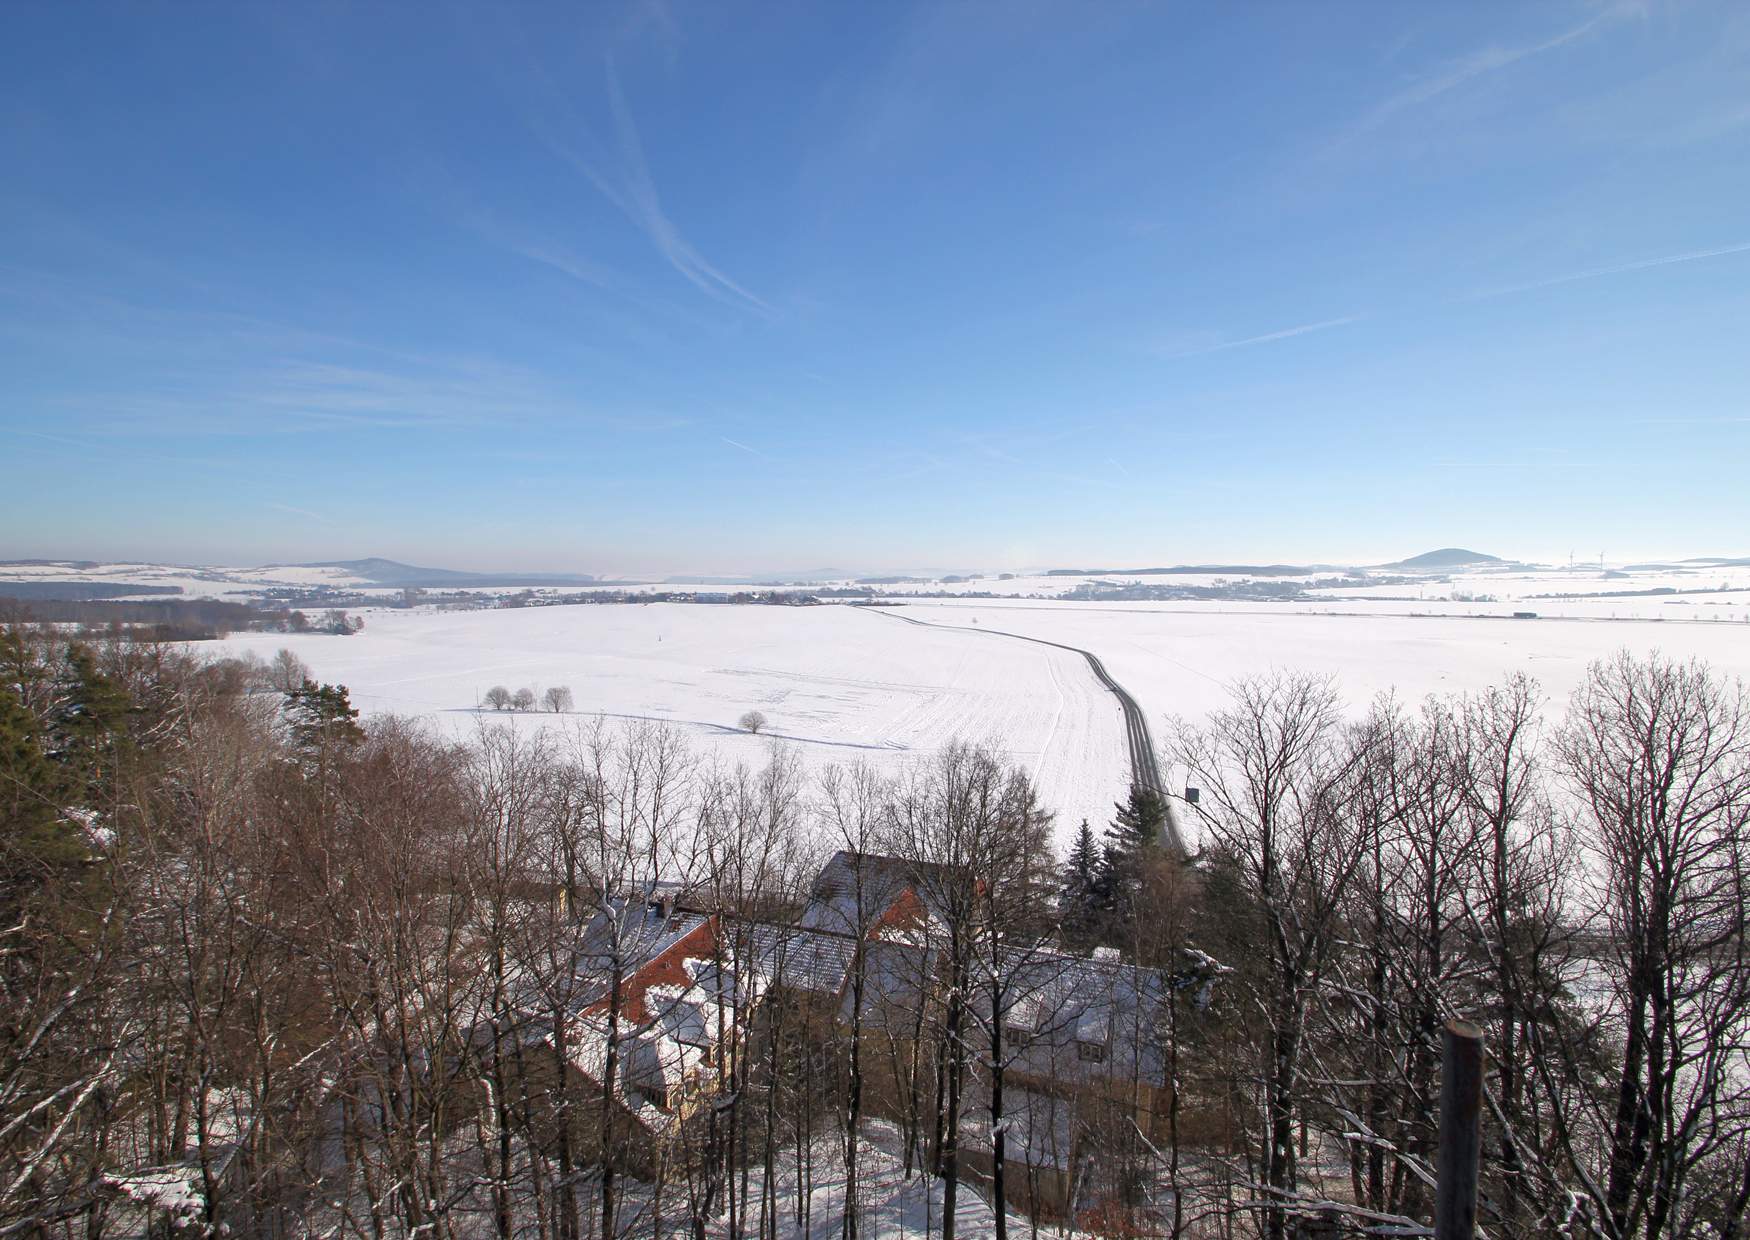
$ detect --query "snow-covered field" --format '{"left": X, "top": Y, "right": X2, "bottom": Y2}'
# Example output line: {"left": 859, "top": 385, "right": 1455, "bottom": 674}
{"left": 212, "top": 591, "right": 1750, "bottom": 847}
{"left": 217, "top": 604, "right": 1133, "bottom": 838}
{"left": 890, "top": 598, "right": 1750, "bottom": 728}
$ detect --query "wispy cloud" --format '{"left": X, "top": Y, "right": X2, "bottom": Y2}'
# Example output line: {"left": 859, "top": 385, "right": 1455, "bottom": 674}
{"left": 266, "top": 501, "right": 338, "bottom": 525}
{"left": 33, "top": 349, "right": 652, "bottom": 438}
{"left": 460, "top": 204, "right": 617, "bottom": 290}
{"left": 1364, "top": 12, "right": 1611, "bottom": 128}
{"left": 872, "top": 451, "right": 948, "bottom": 484}
{"left": 1158, "top": 315, "right": 1361, "bottom": 359}
{"left": 531, "top": 61, "right": 770, "bottom": 315}
{"left": 620, "top": 0, "right": 680, "bottom": 63}
{"left": 720, "top": 435, "right": 771, "bottom": 459}
{"left": 1435, "top": 458, "right": 1606, "bottom": 472}
{"left": 474, "top": 14, "right": 767, "bottom": 316}
{"left": 1632, "top": 414, "right": 1750, "bottom": 427}
{"left": 5, "top": 427, "right": 290, "bottom": 481}
{"left": 955, "top": 431, "right": 1039, "bottom": 469}
{"left": 600, "top": 63, "right": 770, "bottom": 314}
{"left": 1470, "top": 240, "right": 1750, "bottom": 300}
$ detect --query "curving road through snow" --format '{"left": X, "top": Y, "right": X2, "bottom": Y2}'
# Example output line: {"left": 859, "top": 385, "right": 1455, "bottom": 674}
{"left": 864, "top": 606, "right": 1186, "bottom": 853}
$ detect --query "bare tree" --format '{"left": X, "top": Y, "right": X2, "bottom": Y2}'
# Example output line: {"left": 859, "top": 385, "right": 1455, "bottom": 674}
{"left": 269, "top": 646, "right": 311, "bottom": 693}
{"left": 689, "top": 746, "right": 810, "bottom": 1239}
{"left": 1545, "top": 652, "right": 1750, "bottom": 1240}
{"left": 512, "top": 687, "right": 537, "bottom": 712}
{"left": 964, "top": 777, "right": 1057, "bottom": 1239}
{"left": 1451, "top": 674, "right": 1578, "bottom": 1236}
{"left": 819, "top": 763, "right": 892, "bottom": 1240}
{"left": 1170, "top": 673, "right": 1373, "bottom": 1240}
{"left": 739, "top": 710, "right": 769, "bottom": 735}
{"left": 465, "top": 724, "right": 557, "bottom": 1240}
{"left": 544, "top": 685, "right": 575, "bottom": 714}
{"left": 484, "top": 685, "right": 513, "bottom": 711}
{"left": 884, "top": 741, "right": 1046, "bottom": 1240}
{"left": 560, "top": 719, "right": 698, "bottom": 1239}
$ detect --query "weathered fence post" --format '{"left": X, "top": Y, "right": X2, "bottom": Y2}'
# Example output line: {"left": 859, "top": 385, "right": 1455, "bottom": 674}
{"left": 1435, "top": 1019, "right": 1484, "bottom": 1240}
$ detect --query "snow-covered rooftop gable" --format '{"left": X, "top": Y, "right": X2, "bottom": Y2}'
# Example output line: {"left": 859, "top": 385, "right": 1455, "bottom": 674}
{"left": 747, "top": 921, "right": 860, "bottom": 996}
{"left": 799, "top": 850, "right": 948, "bottom": 939}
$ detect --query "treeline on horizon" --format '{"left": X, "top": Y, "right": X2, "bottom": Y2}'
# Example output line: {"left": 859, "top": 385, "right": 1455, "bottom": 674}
{"left": 2, "top": 617, "right": 1748, "bottom": 1239}
{"left": 0, "top": 599, "right": 360, "bottom": 642}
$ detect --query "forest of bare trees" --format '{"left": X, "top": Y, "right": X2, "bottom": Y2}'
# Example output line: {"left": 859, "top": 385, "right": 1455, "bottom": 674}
{"left": 3, "top": 619, "right": 1747, "bottom": 1238}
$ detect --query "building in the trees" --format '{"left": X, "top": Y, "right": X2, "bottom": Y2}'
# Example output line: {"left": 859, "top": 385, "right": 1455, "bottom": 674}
{"left": 535, "top": 851, "right": 1191, "bottom": 1218}
{"left": 798, "top": 849, "right": 949, "bottom": 939}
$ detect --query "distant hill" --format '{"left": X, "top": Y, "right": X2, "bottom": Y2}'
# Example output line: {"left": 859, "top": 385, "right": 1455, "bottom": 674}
{"left": 289, "top": 558, "right": 599, "bottom": 588}
{"left": 1046, "top": 563, "right": 1317, "bottom": 578}
{"left": 1384, "top": 548, "right": 1506, "bottom": 570}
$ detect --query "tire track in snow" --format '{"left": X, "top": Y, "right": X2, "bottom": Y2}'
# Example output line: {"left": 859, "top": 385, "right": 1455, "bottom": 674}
{"left": 861, "top": 606, "right": 1185, "bottom": 853}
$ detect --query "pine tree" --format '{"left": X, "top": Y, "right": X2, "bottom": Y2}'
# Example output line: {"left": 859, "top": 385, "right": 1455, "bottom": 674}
{"left": 1059, "top": 819, "right": 1102, "bottom": 941}
{"left": 1098, "top": 785, "right": 1168, "bottom": 921}
{"left": 285, "top": 678, "right": 364, "bottom": 754}
{"left": 56, "top": 642, "right": 135, "bottom": 797}
{"left": 0, "top": 683, "right": 86, "bottom": 923}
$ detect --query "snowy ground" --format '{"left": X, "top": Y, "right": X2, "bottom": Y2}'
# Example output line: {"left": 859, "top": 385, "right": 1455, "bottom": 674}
{"left": 894, "top": 597, "right": 1750, "bottom": 731}
{"left": 616, "top": 1121, "right": 1032, "bottom": 1240}
{"left": 216, "top": 603, "right": 1133, "bottom": 841}
{"left": 212, "top": 589, "right": 1750, "bottom": 849}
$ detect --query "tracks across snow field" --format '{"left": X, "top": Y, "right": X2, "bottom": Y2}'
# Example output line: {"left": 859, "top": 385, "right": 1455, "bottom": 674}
{"left": 865, "top": 606, "right": 1185, "bottom": 852}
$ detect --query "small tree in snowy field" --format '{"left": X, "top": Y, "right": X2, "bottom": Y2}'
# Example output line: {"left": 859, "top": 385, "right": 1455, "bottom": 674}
{"left": 511, "top": 687, "right": 537, "bottom": 712}
{"left": 738, "top": 710, "right": 768, "bottom": 734}
{"left": 543, "top": 685, "right": 574, "bottom": 713}
{"left": 483, "top": 685, "right": 512, "bottom": 711}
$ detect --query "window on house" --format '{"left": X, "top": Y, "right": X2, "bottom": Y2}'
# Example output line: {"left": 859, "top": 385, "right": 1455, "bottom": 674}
{"left": 1076, "top": 1040, "right": 1106, "bottom": 1064}
{"left": 1004, "top": 1024, "right": 1032, "bottom": 1049}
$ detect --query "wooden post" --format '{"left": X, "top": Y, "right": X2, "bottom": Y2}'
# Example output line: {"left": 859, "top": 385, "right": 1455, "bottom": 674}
{"left": 1435, "top": 1019, "right": 1483, "bottom": 1240}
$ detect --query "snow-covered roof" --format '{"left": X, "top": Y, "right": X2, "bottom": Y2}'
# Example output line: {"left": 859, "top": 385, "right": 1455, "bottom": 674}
{"left": 747, "top": 922, "right": 860, "bottom": 995}
{"left": 574, "top": 898, "right": 712, "bottom": 987}
{"left": 538, "top": 900, "right": 772, "bottom": 1133}
{"left": 799, "top": 851, "right": 947, "bottom": 939}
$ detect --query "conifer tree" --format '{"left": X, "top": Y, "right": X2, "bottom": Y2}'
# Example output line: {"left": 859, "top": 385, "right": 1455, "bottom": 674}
{"left": 1059, "top": 818, "right": 1102, "bottom": 941}
{"left": 0, "top": 683, "right": 83, "bottom": 919}
{"left": 284, "top": 677, "right": 364, "bottom": 753}
{"left": 56, "top": 642, "right": 135, "bottom": 797}
{"left": 1098, "top": 785, "right": 1168, "bottom": 921}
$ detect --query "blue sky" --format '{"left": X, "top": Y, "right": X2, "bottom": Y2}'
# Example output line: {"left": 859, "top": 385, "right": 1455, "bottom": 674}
{"left": 3, "top": 1, "right": 1748, "bottom": 574}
